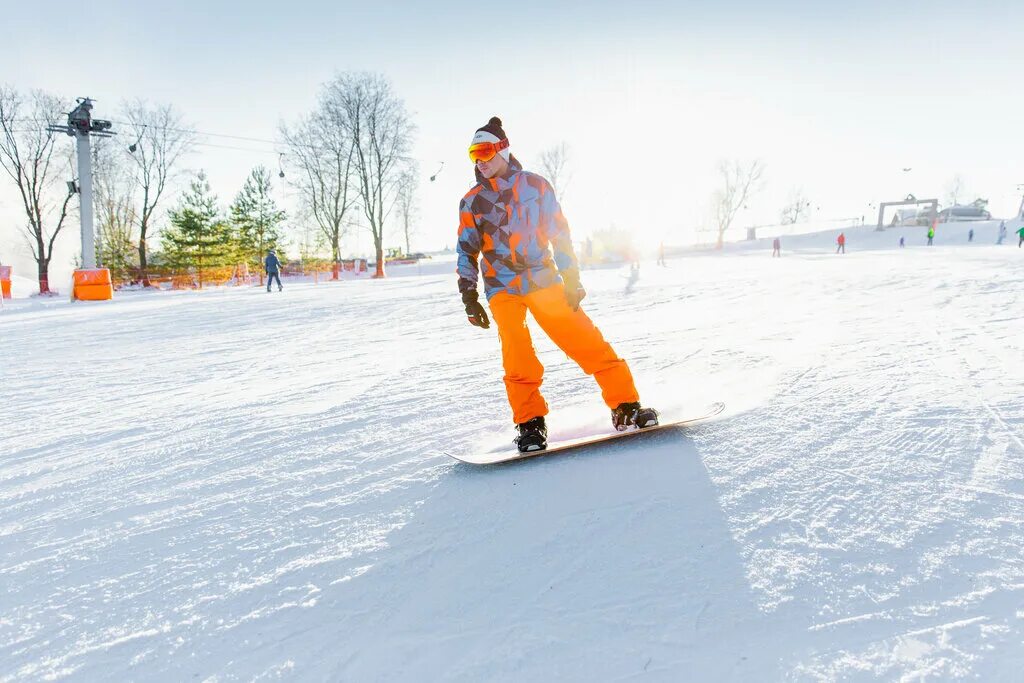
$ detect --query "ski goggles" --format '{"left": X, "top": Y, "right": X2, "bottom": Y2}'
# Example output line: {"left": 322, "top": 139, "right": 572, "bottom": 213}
{"left": 468, "top": 139, "right": 509, "bottom": 163}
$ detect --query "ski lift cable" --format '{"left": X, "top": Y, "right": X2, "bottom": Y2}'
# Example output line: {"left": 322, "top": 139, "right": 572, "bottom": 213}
{"left": 10, "top": 116, "right": 455, "bottom": 171}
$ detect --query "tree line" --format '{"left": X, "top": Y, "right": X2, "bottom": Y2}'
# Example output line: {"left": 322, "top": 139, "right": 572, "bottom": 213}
{"left": 159, "top": 167, "right": 285, "bottom": 288}
{"left": 280, "top": 72, "right": 415, "bottom": 278}
{"left": 0, "top": 72, "right": 417, "bottom": 293}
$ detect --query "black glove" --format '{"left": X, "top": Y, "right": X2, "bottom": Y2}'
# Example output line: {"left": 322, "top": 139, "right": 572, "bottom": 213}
{"left": 462, "top": 289, "right": 490, "bottom": 329}
{"left": 561, "top": 268, "right": 587, "bottom": 311}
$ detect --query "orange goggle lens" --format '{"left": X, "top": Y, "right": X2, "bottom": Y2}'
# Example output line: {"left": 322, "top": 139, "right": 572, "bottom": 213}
{"left": 468, "top": 139, "right": 509, "bottom": 163}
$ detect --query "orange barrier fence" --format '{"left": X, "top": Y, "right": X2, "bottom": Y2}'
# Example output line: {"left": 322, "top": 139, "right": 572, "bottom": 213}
{"left": 111, "top": 265, "right": 251, "bottom": 290}
{"left": 0, "top": 265, "right": 11, "bottom": 299}
{"left": 106, "top": 260, "right": 371, "bottom": 290}
{"left": 169, "top": 265, "right": 241, "bottom": 290}
{"left": 342, "top": 259, "right": 368, "bottom": 273}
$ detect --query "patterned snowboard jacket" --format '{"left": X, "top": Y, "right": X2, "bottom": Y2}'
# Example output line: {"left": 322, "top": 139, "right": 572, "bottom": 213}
{"left": 456, "top": 157, "right": 578, "bottom": 300}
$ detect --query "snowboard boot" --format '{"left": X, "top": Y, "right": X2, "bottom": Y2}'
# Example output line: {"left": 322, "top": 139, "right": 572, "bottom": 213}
{"left": 514, "top": 416, "right": 547, "bottom": 453}
{"left": 611, "top": 402, "right": 659, "bottom": 431}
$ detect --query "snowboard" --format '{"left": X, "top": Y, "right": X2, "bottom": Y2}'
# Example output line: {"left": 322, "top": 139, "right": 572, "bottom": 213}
{"left": 447, "top": 402, "right": 725, "bottom": 465}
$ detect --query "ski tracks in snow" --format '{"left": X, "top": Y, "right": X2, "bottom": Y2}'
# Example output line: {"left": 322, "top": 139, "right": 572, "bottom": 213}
{"left": 694, "top": 250, "right": 1024, "bottom": 679}
{"left": 2, "top": 250, "right": 1023, "bottom": 680}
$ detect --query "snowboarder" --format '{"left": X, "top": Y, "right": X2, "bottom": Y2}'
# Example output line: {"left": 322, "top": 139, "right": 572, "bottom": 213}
{"left": 772, "top": 237, "right": 781, "bottom": 257}
{"left": 456, "top": 117, "right": 658, "bottom": 453}
{"left": 836, "top": 232, "right": 846, "bottom": 254}
{"left": 997, "top": 221, "right": 1007, "bottom": 245}
{"left": 265, "top": 249, "right": 282, "bottom": 292}
{"left": 968, "top": 228, "right": 974, "bottom": 243}
{"left": 899, "top": 236, "right": 905, "bottom": 248}
{"left": 927, "top": 226, "right": 935, "bottom": 246}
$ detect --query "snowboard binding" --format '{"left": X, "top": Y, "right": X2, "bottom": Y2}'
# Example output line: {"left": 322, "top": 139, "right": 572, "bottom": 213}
{"left": 514, "top": 416, "right": 547, "bottom": 453}
{"left": 612, "top": 402, "right": 659, "bottom": 431}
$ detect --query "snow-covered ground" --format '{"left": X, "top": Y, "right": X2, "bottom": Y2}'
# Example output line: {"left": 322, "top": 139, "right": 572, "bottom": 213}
{"left": 737, "top": 218, "right": 1022, "bottom": 256}
{"left": 2, "top": 233, "right": 1023, "bottom": 680}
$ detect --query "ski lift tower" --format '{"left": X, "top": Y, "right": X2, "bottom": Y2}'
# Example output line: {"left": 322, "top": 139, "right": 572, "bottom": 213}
{"left": 48, "top": 98, "right": 116, "bottom": 299}
{"left": 48, "top": 98, "right": 115, "bottom": 268}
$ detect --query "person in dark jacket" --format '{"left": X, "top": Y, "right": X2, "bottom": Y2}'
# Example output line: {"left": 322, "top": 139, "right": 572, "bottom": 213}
{"left": 265, "top": 249, "right": 282, "bottom": 292}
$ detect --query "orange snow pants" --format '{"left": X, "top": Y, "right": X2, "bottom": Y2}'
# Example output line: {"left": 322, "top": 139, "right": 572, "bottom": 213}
{"left": 489, "top": 283, "right": 639, "bottom": 424}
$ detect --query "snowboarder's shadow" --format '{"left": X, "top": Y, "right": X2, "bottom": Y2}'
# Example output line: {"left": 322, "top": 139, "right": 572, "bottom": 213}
{"left": 324, "top": 418, "right": 793, "bottom": 679}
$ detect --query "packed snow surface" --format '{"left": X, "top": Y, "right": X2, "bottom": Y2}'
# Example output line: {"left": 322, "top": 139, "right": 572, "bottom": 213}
{"left": 2, "top": 231, "right": 1023, "bottom": 680}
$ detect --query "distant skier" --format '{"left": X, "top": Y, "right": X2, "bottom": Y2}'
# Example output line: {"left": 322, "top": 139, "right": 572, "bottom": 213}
{"left": 997, "top": 221, "right": 1007, "bottom": 245}
{"left": 899, "top": 236, "right": 905, "bottom": 248}
{"left": 625, "top": 261, "right": 640, "bottom": 295}
{"left": 265, "top": 249, "right": 282, "bottom": 292}
{"left": 836, "top": 232, "right": 846, "bottom": 254}
{"left": 657, "top": 242, "right": 666, "bottom": 266}
{"left": 1018, "top": 224, "right": 1024, "bottom": 247}
{"left": 927, "top": 226, "right": 935, "bottom": 246}
{"left": 772, "top": 237, "right": 781, "bottom": 257}
{"left": 968, "top": 228, "right": 974, "bottom": 243}
{"left": 456, "top": 116, "right": 658, "bottom": 452}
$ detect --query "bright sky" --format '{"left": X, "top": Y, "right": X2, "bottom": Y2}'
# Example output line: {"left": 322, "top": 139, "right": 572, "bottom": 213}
{"left": 2, "top": 0, "right": 1022, "bottom": 276}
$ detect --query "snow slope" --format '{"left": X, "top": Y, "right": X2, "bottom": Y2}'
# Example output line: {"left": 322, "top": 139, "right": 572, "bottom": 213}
{"left": 734, "top": 218, "right": 1023, "bottom": 255}
{"left": 2, "top": 243, "right": 1023, "bottom": 680}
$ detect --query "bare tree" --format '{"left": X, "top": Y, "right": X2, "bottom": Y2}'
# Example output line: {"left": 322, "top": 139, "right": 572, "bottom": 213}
{"left": 395, "top": 165, "right": 419, "bottom": 256}
{"left": 0, "top": 86, "right": 75, "bottom": 294}
{"left": 93, "top": 138, "right": 138, "bottom": 281}
{"left": 123, "top": 101, "right": 193, "bottom": 285}
{"left": 539, "top": 142, "right": 571, "bottom": 203}
{"left": 945, "top": 174, "right": 967, "bottom": 207}
{"left": 280, "top": 104, "right": 356, "bottom": 278}
{"left": 326, "top": 72, "right": 415, "bottom": 278}
{"left": 713, "top": 159, "right": 765, "bottom": 249}
{"left": 779, "top": 188, "right": 810, "bottom": 226}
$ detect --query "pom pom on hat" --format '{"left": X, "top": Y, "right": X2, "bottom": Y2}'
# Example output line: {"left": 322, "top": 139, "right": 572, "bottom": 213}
{"left": 476, "top": 116, "right": 506, "bottom": 141}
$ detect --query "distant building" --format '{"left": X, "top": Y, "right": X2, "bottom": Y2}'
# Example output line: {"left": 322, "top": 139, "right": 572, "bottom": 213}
{"left": 937, "top": 204, "right": 991, "bottom": 222}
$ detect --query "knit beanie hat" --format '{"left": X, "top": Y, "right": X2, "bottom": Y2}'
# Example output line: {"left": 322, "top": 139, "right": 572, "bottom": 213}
{"left": 471, "top": 116, "right": 511, "bottom": 162}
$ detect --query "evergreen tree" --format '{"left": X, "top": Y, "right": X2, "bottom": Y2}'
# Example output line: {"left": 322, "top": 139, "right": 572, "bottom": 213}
{"left": 231, "top": 165, "right": 286, "bottom": 285}
{"left": 163, "top": 171, "right": 235, "bottom": 288}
